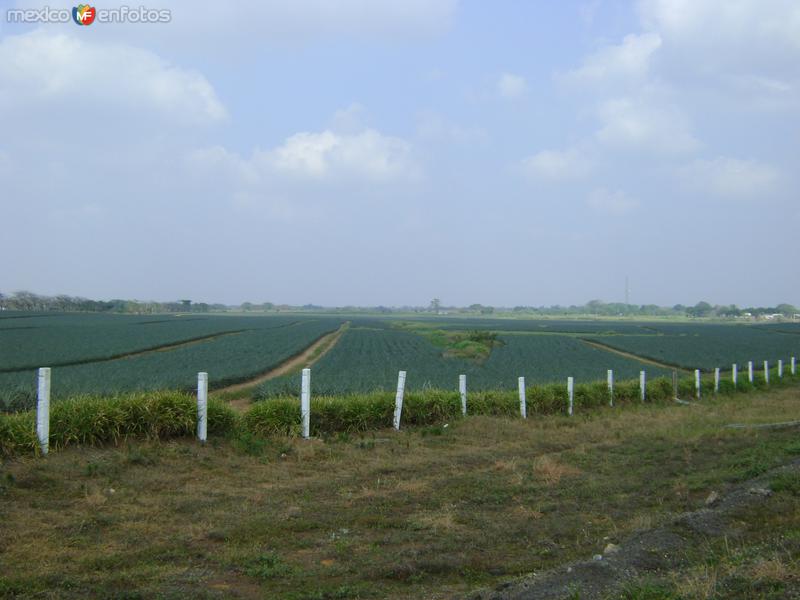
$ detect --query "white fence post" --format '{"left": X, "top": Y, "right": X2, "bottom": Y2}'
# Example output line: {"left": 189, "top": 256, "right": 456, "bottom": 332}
{"left": 36, "top": 367, "right": 51, "bottom": 455}
{"left": 748, "top": 361, "right": 754, "bottom": 384}
{"left": 301, "top": 368, "right": 311, "bottom": 439}
{"left": 695, "top": 369, "right": 701, "bottom": 399}
{"left": 639, "top": 371, "right": 646, "bottom": 402}
{"left": 197, "top": 372, "right": 208, "bottom": 443}
{"left": 764, "top": 360, "right": 769, "bottom": 385}
{"left": 567, "top": 377, "right": 574, "bottom": 416}
{"left": 518, "top": 377, "right": 527, "bottom": 419}
{"left": 459, "top": 374, "right": 467, "bottom": 416}
{"left": 607, "top": 369, "right": 614, "bottom": 407}
{"left": 778, "top": 359, "right": 783, "bottom": 379}
{"left": 714, "top": 367, "right": 720, "bottom": 394}
{"left": 792, "top": 356, "right": 796, "bottom": 376}
{"left": 393, "top": 370, "right": 406, "bottom": 430}
{"left": 732, "top": 363, "right": 738, "bottom": 387}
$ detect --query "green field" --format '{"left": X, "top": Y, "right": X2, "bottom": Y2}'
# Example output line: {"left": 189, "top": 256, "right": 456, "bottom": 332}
{"left": 1, "top": 312, "right": 798, "bottom": 409}
{"left": 586, "top": 323, "right": 800, "bottom": 370}
{"left": 256, "top": 327, "right": 672, "bottom": 397}
{"left": 0, "top": 315, "right": 343, "bottom": 404}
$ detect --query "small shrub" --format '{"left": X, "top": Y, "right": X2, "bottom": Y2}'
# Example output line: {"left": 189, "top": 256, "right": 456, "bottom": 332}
{"left": 244, "top": 552, "right": 293, "bottom": 579}
{"left": 771, "top": 472, "right": 800, "bottom": 496}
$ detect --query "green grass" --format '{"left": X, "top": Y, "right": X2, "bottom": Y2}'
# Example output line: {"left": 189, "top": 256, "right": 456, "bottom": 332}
{"left": 0, "top": 317, "right": 345, "bottom": 400}
{"left": 0, "top": 392, "right": 237, "bottom": 456}
{"left": 2, "top": 388, "right": 800, "bottom": 598}
{"left": 2, "top": 370, "right": 798, "bottom": 457}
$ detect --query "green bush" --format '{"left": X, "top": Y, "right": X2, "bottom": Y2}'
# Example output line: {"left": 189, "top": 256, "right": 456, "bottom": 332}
{"left": 0, "top": 411, "right": 37, "bottom": 455}
{"left": 0, "top": 391, "right": 238, "bottom": 456}
{"left": 3, "top": 370, "right": 800, "bottom": 457}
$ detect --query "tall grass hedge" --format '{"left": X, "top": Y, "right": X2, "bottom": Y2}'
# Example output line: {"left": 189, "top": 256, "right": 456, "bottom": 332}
{"left": 1, "top": 368, "right": 797, "bottom": 457}
{"left": 0, "top": 391, "right": 237, "bottom": 456}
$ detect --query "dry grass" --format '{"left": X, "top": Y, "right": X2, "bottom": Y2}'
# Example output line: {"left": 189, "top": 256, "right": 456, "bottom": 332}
{"left": 1, "top": 387, "right": 800, "bottom": 598}
{"left": 532, "top": 455, "right": 581, "bottom": 486}
{"left": 673, "top": 564, "right": 719, "bottom": 599}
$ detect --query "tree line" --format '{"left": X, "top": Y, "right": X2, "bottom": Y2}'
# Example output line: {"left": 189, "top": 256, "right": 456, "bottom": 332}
{"left": 0, "top": 290, "right": 796, "bottom": 319}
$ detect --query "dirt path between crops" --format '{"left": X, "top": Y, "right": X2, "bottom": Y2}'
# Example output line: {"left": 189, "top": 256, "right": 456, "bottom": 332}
{"left": 214, "top": 323, "right": 349, "bottom": 412}
{"left": 579, "top": 338, "right": 692, "bottom": 373}
{"left": 466, "top": 456, "right": 800, "bottom": 600}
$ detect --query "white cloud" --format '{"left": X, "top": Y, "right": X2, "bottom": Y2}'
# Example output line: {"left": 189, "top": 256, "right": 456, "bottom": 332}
{"left": 586, "top": 188, "right": 639, "bottom": 215}
{"left": 595, "top": 96, "right": 699, "bottom": 154}
{"left": 638, "top": 0, "right": 800, "bottom": 53}
{"left": 520, "top": 148, "right": 591, "bottom": 181}
{"left": 497, "top": 73, "right": 527, "bottom": 99}
{"left": 189, "top": 127, "right": 419, "bottom": 185}
{"left": 636, "top": 0, "right": 800, "bottom": 109}
{"left": 678, "top": 157, "right": 779, "bottom": 199}
{"left": 270, "top": 129, "right": 418, "bottom": 180}
{"left": 0, "top": 30, "right": 226, "bottom": 123}
{"left": 562, "top": 33, "right": 662, "bottom": 86}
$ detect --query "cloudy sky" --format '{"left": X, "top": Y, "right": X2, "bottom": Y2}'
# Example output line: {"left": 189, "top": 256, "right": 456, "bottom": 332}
{"left": 1, "top": 1, "right": 798, "bottom": 307}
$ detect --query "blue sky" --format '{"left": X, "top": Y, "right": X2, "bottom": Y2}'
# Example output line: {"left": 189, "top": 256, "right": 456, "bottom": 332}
{"left": 1, "top": 1, "right": 798, "bottom": 307}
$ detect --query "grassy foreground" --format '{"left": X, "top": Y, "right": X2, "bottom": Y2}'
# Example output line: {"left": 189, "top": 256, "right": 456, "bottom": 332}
{"left": 1, "top": 385, "right": 800, "bottom": 598}
{"left": 1, "top": 370, "right": 788, "bottom": 456}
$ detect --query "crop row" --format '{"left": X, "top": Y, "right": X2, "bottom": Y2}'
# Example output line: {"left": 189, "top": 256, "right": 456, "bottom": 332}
{"left": 1, "top": 318, "right": 344, "bottom": 408}
{"left": 0, "top": 313, "right": 303, "bottom": 371}
{"left": 585, "top": 326, "right": 800, "bottom": 370}
{"left": 256, "top": 327, "right": 671, "bottom": 398}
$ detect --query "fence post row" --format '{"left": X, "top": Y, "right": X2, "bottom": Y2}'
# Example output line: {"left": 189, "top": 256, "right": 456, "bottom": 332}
{"left": 29, "top": 351, "right": 800, "bottom": 453}
{"left": 393, "top": 370, "right": 406, "bottom": 430}
{"left": 301, "top": 368, "right": 311, "bottom": 439}
{"left": 459, "top": 374, "right": 467, "bottom": 416}
{"left": 197, "top": 372, "right": 208, "bottom": 443}
{"left": 37, "top": 367, "right": 51, "bottom": 455}
{"left": 695, "top": 369, "right": 701, "bottom": 399}
{"left": 640, "top": 370, "right": 646, "bottom": 402}
{"left": 567, "top": 376, "right": 574, "bottom": 416}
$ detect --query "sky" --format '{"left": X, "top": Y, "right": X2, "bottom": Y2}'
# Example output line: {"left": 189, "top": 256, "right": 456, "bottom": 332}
{"left": 0, "top": 0, "right": 798, "bottom": 307}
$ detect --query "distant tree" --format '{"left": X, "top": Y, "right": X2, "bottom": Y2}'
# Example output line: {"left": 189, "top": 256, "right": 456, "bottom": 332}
{"left": 687, "top": 301, "right": 713, "bottom": 317}
{"left": 586, "top": 299, "right": 606, "bottom": 314}
{"left": 776, "top": 303, "right": 798, "bottom": 316}
{"left": 429, "top": 298, "right": 441, "bottom": 312}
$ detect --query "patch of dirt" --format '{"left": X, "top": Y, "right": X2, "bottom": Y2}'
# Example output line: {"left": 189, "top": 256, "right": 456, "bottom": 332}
{"left": 579, "top": 338, "right": 691, "bottom": 373}
{"left": 215, "top": 323, "right": 349, "bottom": 412}
{"left": 464, "top": 458, "right": 800, "bottom": 600}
